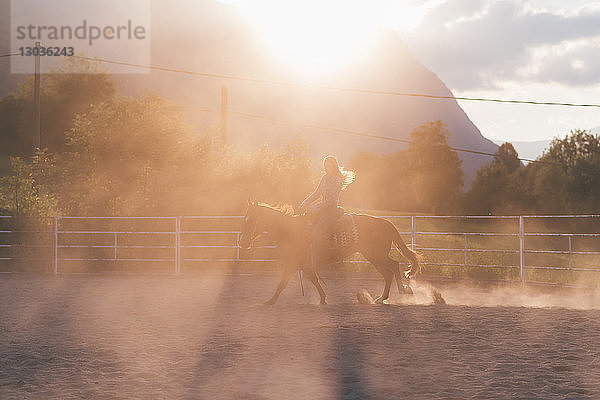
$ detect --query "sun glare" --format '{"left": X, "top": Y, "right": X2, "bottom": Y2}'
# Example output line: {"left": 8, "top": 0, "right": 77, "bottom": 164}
{"left": 231, "top": 0, "right": 411, "bottom": 77}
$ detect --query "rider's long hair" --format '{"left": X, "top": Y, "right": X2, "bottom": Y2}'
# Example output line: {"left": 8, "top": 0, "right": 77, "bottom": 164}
{"left": 324, "top": 155, "right": 355, "bottom": 190}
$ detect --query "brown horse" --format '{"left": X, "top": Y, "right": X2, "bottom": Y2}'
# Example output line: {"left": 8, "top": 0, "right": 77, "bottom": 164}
{"left": 239, "top": 200, "right": 423, "bottom": 305}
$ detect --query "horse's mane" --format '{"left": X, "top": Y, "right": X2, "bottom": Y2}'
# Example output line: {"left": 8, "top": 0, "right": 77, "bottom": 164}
{"left": 257, "top": 202, "right": 296, "bottom": 216}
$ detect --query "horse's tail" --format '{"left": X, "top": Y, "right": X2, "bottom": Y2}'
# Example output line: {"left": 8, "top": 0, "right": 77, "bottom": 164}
{"left": 390, "top": 221, "right": 423, "bottom": 279}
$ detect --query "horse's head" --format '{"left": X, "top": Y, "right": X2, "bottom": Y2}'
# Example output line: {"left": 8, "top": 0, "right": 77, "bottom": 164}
{"left": 239, "top": 198, "right": 263, "bottom": 250}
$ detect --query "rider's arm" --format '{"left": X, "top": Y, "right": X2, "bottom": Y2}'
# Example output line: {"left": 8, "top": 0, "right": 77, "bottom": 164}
{"left": 300, "top": 176, "right": 324, "bottom": 208}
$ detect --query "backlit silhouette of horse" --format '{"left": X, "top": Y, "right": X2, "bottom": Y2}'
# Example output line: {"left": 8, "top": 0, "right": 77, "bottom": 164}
{"left": 239, "top": 200, "right": 423, "bottom": 304}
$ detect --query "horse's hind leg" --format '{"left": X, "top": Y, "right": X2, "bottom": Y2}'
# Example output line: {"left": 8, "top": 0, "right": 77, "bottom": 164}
{"left": 305, "top": 269, "right": 327, "bottom": 305}
{"left": 264, "top": 267, "right": 295, "bottom": 305}
{"left": 389, "top": 258, "right": 414, "bottom": 295}
{"left": 365, "top": 256, "right": 394, "bottom": 304}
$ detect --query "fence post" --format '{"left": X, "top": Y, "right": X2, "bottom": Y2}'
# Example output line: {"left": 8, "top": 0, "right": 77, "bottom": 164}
{"left": 568, "top": 236, "right": 572, "bottom": 270}
{"left": 464, "top": 234, "right": 468, "bottom": 267}
{"left": 113, "top": 232, "right": 118, "bottom": 260}
{"left": 236, "top": 232, "right": 240, "bottom": 261}
{"left": 519, "top": 216, "right": 525, "bottom": 286}
{"left": 411, "top": 216, "right": 416, "bottom": 251}
{"left": 53, "top": 217, "right": 58, "bottom": 276}
{"left": 175, "top": 216, "right": 181, "bottom": 274}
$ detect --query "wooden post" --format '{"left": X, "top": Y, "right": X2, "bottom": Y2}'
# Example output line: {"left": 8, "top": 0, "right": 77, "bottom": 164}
{"left": 464, "top": 234, "right": 468, "bottom": 267}
{"left": 220, "top": 86, "right": 228, "bottom": 144}
{"left": 568, "top": 236, "right": 572, "bottom": 270}
{"left": 33, "top": 42, "right": 41, "bottom": 149}
{"left": 410, "top": 216, "right": 416, "bottom": 251}
{"left": 53, "top": 217, "right": 58, "bottom": 275}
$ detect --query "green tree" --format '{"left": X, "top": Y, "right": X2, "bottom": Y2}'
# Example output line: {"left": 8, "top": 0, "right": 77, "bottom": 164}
{"left": 0, "top": 150, "right": 59, "bottom": 215}
{"left": 56, "top": 92, "right": 315, "bottom": 215}
{"left": 467, "top": 142, "right": 524, "bottom": 214}
{"left": 0, "top": 57, "right": 116, "bottom": 157}
{"left": 529, "top": 130, "right": 600, "bottom": 213}
{"left": 59, "top": 94, "right": 193, "bottom": 215}
{"left": 346, "top": 121, "right": 463, "bottom": 213}
{"left": 403, "top": 121, "right": 464, "bottom": 213}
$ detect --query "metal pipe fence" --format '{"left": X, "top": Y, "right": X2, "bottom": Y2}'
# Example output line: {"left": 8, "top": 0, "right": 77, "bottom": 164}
{"left": 0, "top": 215, "right": 598, "bottom": 285}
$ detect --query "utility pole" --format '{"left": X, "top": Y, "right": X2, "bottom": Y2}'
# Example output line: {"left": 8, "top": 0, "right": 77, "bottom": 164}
{"left": 220, "top": 86, "right": 228, "bottom": 144}
{"left": 33, "top": 41, "right": 41, "bottom": 150}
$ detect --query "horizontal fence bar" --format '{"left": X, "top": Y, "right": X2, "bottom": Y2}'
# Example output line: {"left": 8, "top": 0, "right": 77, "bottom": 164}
{"left": 525, "top": 233, "right": 600, "bottom": 237}
{"left": 185, "top": 258, "right": 276, "bottom": 262}
{"left": 180, "top": 230, "right": 240, "bottom": 234}
{"left": 182, "top": 245, "right": 277, "bottom": 249}
{"left": 6, "top": 244, "right": 53, "bottom": 248}
{"left": 525, "top": 249, "right": 600, "bottom": 255}
{"left": 419, "top": 247, "right": 519, "bottom": 253}
{"left": 58, "top": 245, "right": 175, "bottom": 249}
{"left": 525, "top": 265, "right": 600, "bottom": 272}
{"left": 60, "top": 258, "right": 176, "bottom": 262}
{"left": 415, "top": 215, "right": 519, "bottom": 219}
{"left": 423, "top": 262, "right": 519, "bottom": 269}
{"left": 522, "top": 215, "right": 600, "bottom": 218}
{"left": 183, "top": 216, "right": 243, "bottom": 219}
{"left": 418, "top": 232, "right": 518, "bottom": 236}
{"left": 59, "top": 231, "right": 175, "bottom": 234}
{"left": 58, "top": 216, "right": 177, "bottom": 219}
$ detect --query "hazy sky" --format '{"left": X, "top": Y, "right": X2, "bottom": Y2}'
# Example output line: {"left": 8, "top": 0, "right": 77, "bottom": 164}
{"left": 227, "top": 0, "right": 600, "bottom": 142}
{"left": 403, "top": 0, "right": 600, "bottom": 142}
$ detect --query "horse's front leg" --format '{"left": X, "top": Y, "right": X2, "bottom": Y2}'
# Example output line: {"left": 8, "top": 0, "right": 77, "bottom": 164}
{"left": 264, "top": 266, "right": 296, "bottom": 305}
{"left": 305, "top": 269, "right": 327, "bottom": 305}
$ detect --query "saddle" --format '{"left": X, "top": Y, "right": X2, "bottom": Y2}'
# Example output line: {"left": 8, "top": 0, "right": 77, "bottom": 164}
{"left": 323, "top": 208, "right": 359, "bottom": 249}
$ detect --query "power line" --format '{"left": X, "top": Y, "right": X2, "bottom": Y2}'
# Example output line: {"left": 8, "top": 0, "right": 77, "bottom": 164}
{"left": 185, "top": 106, "right": 566, "bottom": 167}
{"left": 72, "top": 55, "right": 600, "bottom": 108}
{"left": 0, "top": 53, "right": 18, "bottom": 58}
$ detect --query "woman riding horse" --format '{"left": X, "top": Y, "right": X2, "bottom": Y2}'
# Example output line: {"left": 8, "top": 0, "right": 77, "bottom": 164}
{"left": 299, "top": 155, "right": 354, "bottom": 270}
{"left": 239, "top": 155, "right": 422, "bottom": 304}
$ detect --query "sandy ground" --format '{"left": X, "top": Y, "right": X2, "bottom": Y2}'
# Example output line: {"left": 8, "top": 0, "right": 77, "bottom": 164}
{"left": 1, "top": 271, "right": 600, "bottom": 399}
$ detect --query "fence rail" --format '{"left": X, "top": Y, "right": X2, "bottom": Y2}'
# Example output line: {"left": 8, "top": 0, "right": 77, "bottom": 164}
{"left": 0, "top": 215, "right": 599, "bottom": 285}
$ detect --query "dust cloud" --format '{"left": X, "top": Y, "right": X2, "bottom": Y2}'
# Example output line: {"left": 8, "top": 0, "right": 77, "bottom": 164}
{"left": 402, "top": 279, "right": 600, "bottom": 310}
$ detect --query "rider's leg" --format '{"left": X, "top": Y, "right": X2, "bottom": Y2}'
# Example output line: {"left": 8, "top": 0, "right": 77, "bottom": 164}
{"left": 309, "top": 206, "right": 336, "bottom": 270}
{"left": 310, "top": 216, "right": 326, "bottom": 270}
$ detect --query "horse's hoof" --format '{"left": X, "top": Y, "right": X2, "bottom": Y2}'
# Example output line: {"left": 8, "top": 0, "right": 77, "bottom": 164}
{"left": 264, "top": 299, "right": 276, "bottom": 306}
{"left": 320, "top": 299, "right": 327, "bottom": 305}
{"left": 374, "top": 296, "right": 390, "bottom": 305}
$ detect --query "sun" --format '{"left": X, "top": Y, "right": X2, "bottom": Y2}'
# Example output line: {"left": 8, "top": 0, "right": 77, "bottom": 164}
{"left": 231, "top": 0, "right": 398, "bottom": 77}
